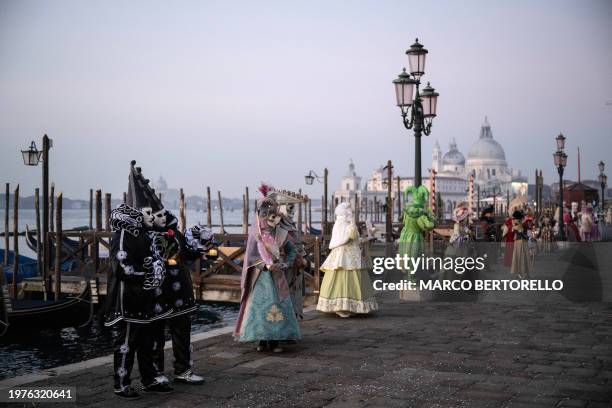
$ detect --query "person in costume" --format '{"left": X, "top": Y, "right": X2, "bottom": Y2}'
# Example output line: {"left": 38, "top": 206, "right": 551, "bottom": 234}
{"left": 501, "top": 208, "right": 515, "bottom": 267}
{"left": 538, "top": 209, "right": 556, "bottom": 252}
{"left": 510, "top": 209, "right": 531, "bottom": 279}
{"left": 579, "top": 204, "right": 595, "bottom": 242}
{"left": 564, "top": 202, "right": 581, "bottom": 242}
{"left": 316, "top": 202, "right": 378, "bottom": 317}
{"left": 439, "top": 202, "right": 477, "bottom": 300}
{"left": 397, "top": 185, "right": 436, "bottom": 278}
{"left": 234, "top": 186, "right": 301, "bottom": 352}
{"left": 105, "top": 161, "right": 174, "bottom": 399}
{"left": 150, "top": 205, "right": 215, "bottom": 385}
{"left": 268, "top": 189, "right": 308, "bottom": 321}
{"left": 478, "top": 205, "right": 498, "bottom": 270}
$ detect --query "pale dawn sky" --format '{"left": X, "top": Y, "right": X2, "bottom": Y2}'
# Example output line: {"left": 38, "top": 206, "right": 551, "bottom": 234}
{"left": 1, "top": 0, "right": 611, "bottom": 199}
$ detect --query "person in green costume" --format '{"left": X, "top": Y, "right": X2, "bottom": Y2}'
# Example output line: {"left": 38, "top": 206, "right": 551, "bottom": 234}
{"left": 398, "top": 185, "right": 436, "bottom": 279}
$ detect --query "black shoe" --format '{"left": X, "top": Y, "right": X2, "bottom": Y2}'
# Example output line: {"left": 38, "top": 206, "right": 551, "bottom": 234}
{"left": 114, "top": 386, "right": 141, "bottom": 400}
{"left": 142, "top": 380, "right": 174, "bottom": 394}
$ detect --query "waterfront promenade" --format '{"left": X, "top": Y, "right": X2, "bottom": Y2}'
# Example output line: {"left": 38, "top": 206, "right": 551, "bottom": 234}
{"left": 1, "top": 245, "right": 611, "bottom": 407}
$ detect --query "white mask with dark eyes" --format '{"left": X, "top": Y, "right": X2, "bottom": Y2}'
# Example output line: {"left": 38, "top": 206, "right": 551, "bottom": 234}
{"left": 153, "top": 210, "right": 167, "bottom": 228}
{"left": 267, "top": 214, "right": 281, "bottom": 228}
{"left": 285, "top": 204, "right": 295, "bottom": 219}
{"left": 141, "top": 206, "right": 154, "bottom": 228}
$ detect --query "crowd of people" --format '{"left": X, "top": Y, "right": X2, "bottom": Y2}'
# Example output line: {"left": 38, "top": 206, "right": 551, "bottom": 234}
{"left": 105, "top": 167, "right": 608, "bottom": 400}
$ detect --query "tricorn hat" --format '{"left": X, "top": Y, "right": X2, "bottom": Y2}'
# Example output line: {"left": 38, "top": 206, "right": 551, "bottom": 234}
{"left": 126, "top": 160, "right": 164, "bottom": 212}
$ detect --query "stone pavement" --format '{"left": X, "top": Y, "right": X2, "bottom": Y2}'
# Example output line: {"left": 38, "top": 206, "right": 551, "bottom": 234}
{"left": 4, "top": 245, "right": 612, "bottom": 408}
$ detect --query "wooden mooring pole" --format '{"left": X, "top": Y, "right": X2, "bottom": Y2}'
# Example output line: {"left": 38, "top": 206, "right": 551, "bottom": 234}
{"left": 242, "top": 194, "right": 247, "bottom": 234}
{"left": 35, "top": 188, "right": 43, "bottom": 293}
{"left": 54, "top": 193, "right": 62, "bottom": 300}
{"left": 89, "top": 189, "right": 93, "bottom": 229}
{"left": 218, "top": 191, "right": 225, "bottom": 234}
{"left": 12, "top": 185, "right": 19, "bottom": 298}
{"left": 3, "top": 183, "right": 8, "bottom": 267}
{"left": 105, "top": 193, "right": 111, "bottom": 231}
{"left": 206, "top": 187, "right": 212, "bottom": 228}
{"left": 49, "top": 183, "right": 55, "bottom": 233}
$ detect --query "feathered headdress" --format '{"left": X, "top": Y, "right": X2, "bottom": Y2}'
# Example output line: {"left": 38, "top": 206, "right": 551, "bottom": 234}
{"left": 258, "top": 182, "right": 272, "bottom": 197}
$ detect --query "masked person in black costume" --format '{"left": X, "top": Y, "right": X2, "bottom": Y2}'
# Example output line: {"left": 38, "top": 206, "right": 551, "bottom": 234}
{"left": 105, "top": 161, "right": 174, "bottom": 400}
{"left": 149, "top": 205, "right": 215, "bottom": 385}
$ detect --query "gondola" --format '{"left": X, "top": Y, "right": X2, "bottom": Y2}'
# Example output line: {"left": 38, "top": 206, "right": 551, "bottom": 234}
{"left": 0, "top": 280, "right": 93, "bottom": 336}
{"left": 25, "top": 225, "right": 88, "bottom": 264}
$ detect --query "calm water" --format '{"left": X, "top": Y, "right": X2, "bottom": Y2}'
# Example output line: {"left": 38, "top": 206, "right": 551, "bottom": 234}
{"left": 0, "top": 303, "right": 237, "bottom": 380}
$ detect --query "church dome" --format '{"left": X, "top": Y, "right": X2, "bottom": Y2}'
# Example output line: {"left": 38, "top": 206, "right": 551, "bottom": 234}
{"left": 467, "top": 117, "right": 506, "bottom": 162}
{"left": 442, "top": 140, "right": 465, "bottom": 166}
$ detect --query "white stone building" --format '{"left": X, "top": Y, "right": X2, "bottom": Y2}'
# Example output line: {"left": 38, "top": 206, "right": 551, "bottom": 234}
{"left": 332, "top": 118, "right": 527, "bottom": 219}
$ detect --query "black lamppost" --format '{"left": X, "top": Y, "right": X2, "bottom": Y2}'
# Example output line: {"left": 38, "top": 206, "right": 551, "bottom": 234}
{"left": 21, "top": 135, "right": 52, "bottom": 286}
{"left": 304, "top": 169, "right": 329, "bottom": 235}
{"left": 393, "top": 39, "right": 439, "bottom": 187}
{"left": 553, "top": 133, "right": 567, "bottom": 240}
{"left": 598, "top": 160, "right": 607, "bottom": 209}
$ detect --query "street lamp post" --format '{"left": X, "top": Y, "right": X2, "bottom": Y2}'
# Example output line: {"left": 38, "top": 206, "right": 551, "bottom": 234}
{"left": 382, "top": 161, "right": 393, "bottom": 243}
{"left": 393, "top": 39, "right": 439, "bottom": 187}
{"left": 598, "top": 160, "right": 607, "bottom": 210}
{"left": 553, "top": 133, "right": 567, "bottom": 241}
{"left": 21, "top": 135, "right": 52, "bottom": 289}
{"left": 304, "top": 168, "right": 329, "bottom": 235}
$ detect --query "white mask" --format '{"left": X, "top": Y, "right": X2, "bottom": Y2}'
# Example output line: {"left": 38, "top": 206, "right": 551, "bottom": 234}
{"left": 153, "top": 210, "right": 167, "bottom": 228}
{"left": 141, "top": 206, "right": 154, "bottom": 228}
{"left": 266, "top": 214, "right": 281, "bottom": 228}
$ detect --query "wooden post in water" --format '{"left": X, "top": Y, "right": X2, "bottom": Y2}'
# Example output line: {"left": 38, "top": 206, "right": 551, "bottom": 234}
{"left": 323, "top": 168, "right": 329, "bottom": 235}
{"left": 242, "top": 194, "right": 247, "bottom": 234}
{"left": 206, "top": 187, "right": 212, "bottom": 228}
{"left": 123, "top": 192, "right": 127, "bottom": 204}
{"left": 49, "top": 183, "right": 55, "bottom": 233}
{"left": 179, "top": 188, "right": 186, "bottom": 233}
{"left": 298, "top": 188, "right": 303, "bottom": 233}
{"left": 54, "top": 193, "right": 62, "bottom": 300}
{"left": 94, "top": 189, "right": 102, "bottom": 271}
{"left": 314, "top": 236, "right": 321, "bottom": 293}
{"left": 218, "top": 191, "right": 225, "bottom": 234}
{"left": 105, "top": 193, "right": 111, "bottom": 231}
{"left": 245, "top": 187, "right": 250, "bottom": 227}
{"left": 306, "top": 195, "right": 311, "bottom": 232}
{"left": 396, "top": 176, "right": 401, "bottom": 222}
{"left": 12, "top": 185, "right": 19, "bottom": 298}
{"left": 89, "top": 189, "right": 93, "bottom": 229}
{"left": 35, "top": 188, "right": 43, "bottom": 282}
{"left": 3, "top": 183, "right": 8, "bottom": 267}
{"left": 386, "top": 160, "right": 393, "bottom": 243}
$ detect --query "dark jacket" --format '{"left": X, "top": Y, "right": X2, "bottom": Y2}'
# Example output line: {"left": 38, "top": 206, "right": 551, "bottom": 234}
{"left": 104, "top": 205, "right": 172, "bottom": 326}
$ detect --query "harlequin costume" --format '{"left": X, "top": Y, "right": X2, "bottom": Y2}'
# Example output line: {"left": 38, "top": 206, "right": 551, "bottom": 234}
{"left": 316, "top": 202, "right": 378, "bottom": 317}
{"left": 150, "top": 207, "right": 215, "bottom": 385}
{"left": 105, "top": 161, "right": 173, "bottom": 399}
{"left": 234, "top": 186, "right": 301, "bottom": 353}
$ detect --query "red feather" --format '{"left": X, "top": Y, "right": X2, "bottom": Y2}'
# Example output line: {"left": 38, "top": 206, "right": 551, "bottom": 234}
{"left": 258, "top": 182, "right": 272, "bottom": 197}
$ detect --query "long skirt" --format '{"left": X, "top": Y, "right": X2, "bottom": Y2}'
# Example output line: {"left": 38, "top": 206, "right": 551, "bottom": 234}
{"left": 511, "top": 240, "right": 531, "bottom": 278}
{"left": 316, "top": 268, "right": 378, "bottom": 314}
{"left": 237, "top": 270, "right": 301, "bottom": 342}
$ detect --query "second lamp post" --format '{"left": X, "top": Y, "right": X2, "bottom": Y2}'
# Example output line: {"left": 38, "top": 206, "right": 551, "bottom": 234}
{"left": 393, "top": 38, "right": 439, "bottom": 187}
{"left": 553, "top": 133, "right": 567, "bottom": 241}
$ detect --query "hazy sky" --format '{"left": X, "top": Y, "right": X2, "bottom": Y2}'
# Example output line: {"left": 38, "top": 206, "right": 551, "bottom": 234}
{"left": 1, "top": 0, "right": 611, "bottom": 200}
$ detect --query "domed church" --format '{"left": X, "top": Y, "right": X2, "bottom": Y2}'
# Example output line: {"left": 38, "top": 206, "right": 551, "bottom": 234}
{"left": 431, "top": 117, "right": 526, "bottom": 213}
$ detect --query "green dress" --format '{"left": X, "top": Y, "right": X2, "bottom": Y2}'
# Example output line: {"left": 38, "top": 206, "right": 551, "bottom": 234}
{"left": 398, "top": 186, "right": 435, "bottom": 277}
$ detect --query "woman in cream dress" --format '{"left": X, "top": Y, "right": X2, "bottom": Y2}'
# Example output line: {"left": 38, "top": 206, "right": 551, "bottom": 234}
{"left": 316, "top": 203, "right": 378, "bottom": 317}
